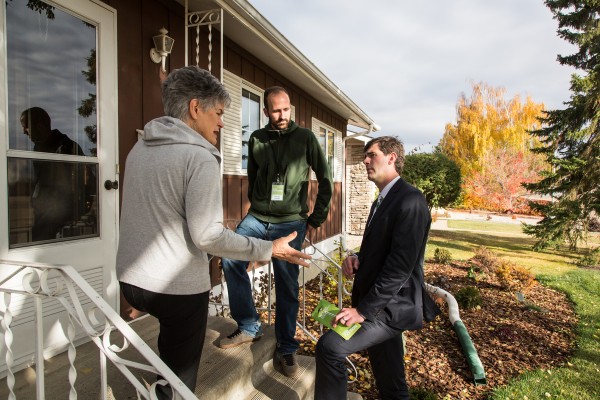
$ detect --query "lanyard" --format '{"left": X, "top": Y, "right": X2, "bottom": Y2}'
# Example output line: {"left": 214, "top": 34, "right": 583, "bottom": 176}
{"left": 266, "top": 129, "right": 286, "bottom": 180}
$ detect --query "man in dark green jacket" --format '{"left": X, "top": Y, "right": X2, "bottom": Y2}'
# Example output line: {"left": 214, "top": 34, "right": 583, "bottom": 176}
{"left": 219, "top": 86, "right": 333, "bottom": 376}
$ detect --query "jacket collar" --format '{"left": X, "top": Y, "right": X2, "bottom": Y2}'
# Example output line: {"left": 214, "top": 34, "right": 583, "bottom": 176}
{"left": 363, "top": 178, "right": 405, "bottom": 237}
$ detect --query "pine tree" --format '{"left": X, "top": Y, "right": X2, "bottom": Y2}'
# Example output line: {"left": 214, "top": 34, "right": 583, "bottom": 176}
{"left": 524, "top": 0, "right": 600, "bottom": 249}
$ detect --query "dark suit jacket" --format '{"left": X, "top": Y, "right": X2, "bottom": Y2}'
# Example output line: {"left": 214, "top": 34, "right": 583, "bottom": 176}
{"left": 353, "top": 178, "right": 440, "bottom": 330}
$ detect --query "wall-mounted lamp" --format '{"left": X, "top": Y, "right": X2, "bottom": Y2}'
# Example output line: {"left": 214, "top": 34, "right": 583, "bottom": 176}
{"left": 150, "top": 27, "right": 175, "bottom": 72}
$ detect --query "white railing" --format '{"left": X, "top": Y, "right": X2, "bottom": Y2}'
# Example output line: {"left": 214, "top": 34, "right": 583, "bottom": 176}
{"left": 209, "top": 237, "right": 358, "bottom": 378}
{"left": 0, "top": 259, "right": 197, "bottom": 400}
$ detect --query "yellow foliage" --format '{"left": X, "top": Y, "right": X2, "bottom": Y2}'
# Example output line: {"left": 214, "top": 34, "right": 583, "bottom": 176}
{"left": 440, "top": 81, "right": 545, "bottom": 175}
{"left": 495, "top": 260, "right": 536, "bottom": 293}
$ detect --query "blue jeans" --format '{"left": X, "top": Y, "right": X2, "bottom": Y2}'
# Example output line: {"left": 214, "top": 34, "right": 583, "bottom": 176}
{"left": 222, "top": 214, "right": 306, "bottom": 355}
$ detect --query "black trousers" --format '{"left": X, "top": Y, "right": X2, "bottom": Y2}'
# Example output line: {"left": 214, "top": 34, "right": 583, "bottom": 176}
{"left": 315, "top": 318, "right": 408, "bottom": 400}
{"left": 120, "top": 282, "right": 209, "bottom": 399}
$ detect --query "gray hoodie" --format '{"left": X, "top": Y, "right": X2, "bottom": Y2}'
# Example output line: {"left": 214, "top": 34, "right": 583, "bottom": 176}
{"left": 116, "top": 116, "right": 272, "bottom": 295}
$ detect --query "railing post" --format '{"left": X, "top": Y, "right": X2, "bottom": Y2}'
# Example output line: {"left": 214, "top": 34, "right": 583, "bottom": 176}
{"left": 34, "top": 297, "right": 45, "bottom": 399}
{"left": 0, "top": 260, "right": 199, "bottom": 400}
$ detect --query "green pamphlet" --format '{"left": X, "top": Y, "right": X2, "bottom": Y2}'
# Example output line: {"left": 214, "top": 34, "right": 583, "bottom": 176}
{"left": 311, "top": 299, "right": 361, "bottom": 340}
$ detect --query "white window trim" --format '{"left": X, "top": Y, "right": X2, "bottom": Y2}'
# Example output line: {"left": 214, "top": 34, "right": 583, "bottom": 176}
{"left": 311, "top": 117, "right": 342, "bottom": 182}
{"left": 240, "top": 83, "right": 263, "bottom": 174}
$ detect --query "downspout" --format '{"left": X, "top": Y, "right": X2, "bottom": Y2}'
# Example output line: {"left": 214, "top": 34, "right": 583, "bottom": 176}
{"left": 425, "top": 283, "right": 487, "bottom": 385}
{"left": 341, "top": 124, "right": 380, "bottom": 252}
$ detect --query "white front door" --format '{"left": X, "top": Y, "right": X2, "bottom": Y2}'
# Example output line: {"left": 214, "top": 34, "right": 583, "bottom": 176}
{"left": 0, "top": 0, "right": 118, "bottom": 370}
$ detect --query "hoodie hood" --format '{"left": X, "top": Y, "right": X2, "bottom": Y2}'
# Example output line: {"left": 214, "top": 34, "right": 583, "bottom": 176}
{"left": 142, "top": 116, "right": 221, "bottom": 163}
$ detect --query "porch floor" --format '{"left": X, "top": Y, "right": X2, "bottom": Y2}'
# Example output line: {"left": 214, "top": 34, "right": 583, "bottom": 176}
{"left": 0, "top": 315, "right": 323, "bottom": 399}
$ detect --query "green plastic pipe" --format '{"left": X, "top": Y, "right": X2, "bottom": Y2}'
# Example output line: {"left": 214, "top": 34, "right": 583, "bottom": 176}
{"left": 425, "top": 283, "right": 487, "bottom": 385}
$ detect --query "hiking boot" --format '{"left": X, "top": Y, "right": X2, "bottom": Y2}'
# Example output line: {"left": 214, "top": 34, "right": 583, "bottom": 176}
{"left": 219, "top": 329, "right": 261, "bottom": 349}
{"left": 275, "top": 351, "right": 299, "bottom": 377}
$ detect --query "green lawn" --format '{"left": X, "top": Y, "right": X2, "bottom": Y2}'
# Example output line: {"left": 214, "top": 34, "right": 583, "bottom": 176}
{"left": 446, "top": 219, "right": 526, "bottom": 234}
{"left": 428, "top": 221, "right": 599, "bottom": 276}
{"left": 491, "top": 269, "right": 600, "bottom": 400}
{"left": 425, "top": 226, "right": 600, "bottom": 399}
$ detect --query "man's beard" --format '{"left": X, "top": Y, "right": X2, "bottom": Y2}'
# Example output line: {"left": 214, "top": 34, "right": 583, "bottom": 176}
{"left": 271, "top": 119, "right": 289, "bottom": 130}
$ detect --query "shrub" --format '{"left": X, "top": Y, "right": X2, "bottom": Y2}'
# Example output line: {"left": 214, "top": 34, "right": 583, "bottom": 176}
{"left": 454, "top": 286, "right": 482, "bottom": 309}
{"left": 471, "top": 246, "right": 500, "bottom": 273}
{"left": 433, "top": 248, "right": 452, "bottom": 264}
{"left": 409, "top": 387, "right": 438, "bottom": 400}
{"left": 495, "top": 261, "right": 535, "bottom": 292}
{"left": 578, "top": 247, "right": 600, "bottom": 268}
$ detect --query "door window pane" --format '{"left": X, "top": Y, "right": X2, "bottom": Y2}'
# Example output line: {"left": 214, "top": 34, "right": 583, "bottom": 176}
{"left": 242, "top": 89, "right": 261, "bottom": 170}
{"left": 6, "top": 0, "right": 100, "bottom": 247}
{"left": 8, "top": 158, "right": 98, "bottom": 247}
{"left": 7, "top": 0, "right": 97, "bottom": 155}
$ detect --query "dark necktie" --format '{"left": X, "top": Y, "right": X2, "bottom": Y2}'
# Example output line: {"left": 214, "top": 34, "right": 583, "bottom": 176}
{"left": 368, "top": 195, "right": 383, "bottom": 226}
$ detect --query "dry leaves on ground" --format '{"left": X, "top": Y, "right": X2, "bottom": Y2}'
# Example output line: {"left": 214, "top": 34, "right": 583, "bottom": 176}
{"left": 297, "top": 261, "right": 578, "bottom": 399}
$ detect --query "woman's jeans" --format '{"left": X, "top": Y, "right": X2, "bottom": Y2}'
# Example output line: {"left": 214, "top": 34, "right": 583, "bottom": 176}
{"left": 120, "top": 282, "right": 209, "bottom": 399}
{"left": 221, "top": 214, "right": 307, "bottom": 355}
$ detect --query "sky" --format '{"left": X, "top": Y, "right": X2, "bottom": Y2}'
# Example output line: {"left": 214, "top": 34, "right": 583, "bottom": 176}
{"left": 249, "top": 0, "right": 578, "bottom": 153}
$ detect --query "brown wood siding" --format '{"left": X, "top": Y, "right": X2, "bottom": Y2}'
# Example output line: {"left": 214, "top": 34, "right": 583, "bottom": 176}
{"left": 100, "top": 0, "right": 347, "bottom": 293}
{"left": 223, "top": 39, "right": 346, "bottom": 134}
{"left": 220, "top": 177, "right": 342, "bottom": 246}
{"left": 213, "top": 38, "right": 347, "bottom": 285}
{"left": 99, "top": 0, "right": 187, "bottom": 207}
{"left": 100, "top": 0, "right": 187, "bottom": 319}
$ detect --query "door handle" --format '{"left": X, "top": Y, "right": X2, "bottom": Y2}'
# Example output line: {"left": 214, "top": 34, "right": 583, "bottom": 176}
{"left": 104, "top": 180, "right": 119, "bottom": 190}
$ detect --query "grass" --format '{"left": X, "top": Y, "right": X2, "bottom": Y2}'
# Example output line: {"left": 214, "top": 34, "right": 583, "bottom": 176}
{"left": 426, "top": 229, "right": 581, "bottom": 276}
{"left": 446, "top": 219, "right": 526, "bottom": 234}
{"left": 426, "top": 224, "right": 600, "bottom": 399}
{"left": 490, "top": 269, "right": 600, "bottom": 400}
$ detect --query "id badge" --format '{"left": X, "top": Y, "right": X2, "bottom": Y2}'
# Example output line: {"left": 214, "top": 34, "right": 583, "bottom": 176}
{"left": 271, "top": 181, "right": 284, "bottom": 201}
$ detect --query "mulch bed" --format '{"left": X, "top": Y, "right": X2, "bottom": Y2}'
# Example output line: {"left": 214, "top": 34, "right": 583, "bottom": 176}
{"left": 296, "top": 260, "right": 578, "bottom": 399}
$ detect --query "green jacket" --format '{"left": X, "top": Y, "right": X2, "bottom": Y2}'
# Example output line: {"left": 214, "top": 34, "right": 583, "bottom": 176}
{"left": 247, "top": 121, "right": 333, "bottom": 228}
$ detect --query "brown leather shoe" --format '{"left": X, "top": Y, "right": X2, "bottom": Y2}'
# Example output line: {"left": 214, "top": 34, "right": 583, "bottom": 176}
{"left": 275, "top": 351, "right": 299, "bottom": 377}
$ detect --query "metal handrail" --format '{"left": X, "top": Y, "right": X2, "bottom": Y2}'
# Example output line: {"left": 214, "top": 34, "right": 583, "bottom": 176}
{"left": 209, "top": 236, "right": 358, "bottom": 381}
{"left": 0, "top": 260, "right": 197, "bottom": 400}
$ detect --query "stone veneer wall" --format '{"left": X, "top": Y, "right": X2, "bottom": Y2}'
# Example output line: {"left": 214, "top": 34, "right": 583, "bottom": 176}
{"left": 345, "top": 140, "right": 376, "bottom": 235}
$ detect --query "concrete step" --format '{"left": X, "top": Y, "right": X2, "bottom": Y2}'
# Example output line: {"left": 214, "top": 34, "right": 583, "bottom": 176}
{"left": 128, "top": 315, "right": 318, "bottom": 399}
{"left": 247, "top": 354, "right": 315, "bottom": 400}
{"left": 0, "top": 315, "right": 362, "bottom": 400}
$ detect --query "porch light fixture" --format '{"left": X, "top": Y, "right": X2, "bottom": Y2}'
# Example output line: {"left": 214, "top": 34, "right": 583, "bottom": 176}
{"left": 150, "top": 27, "right": 175, "bottom": 72}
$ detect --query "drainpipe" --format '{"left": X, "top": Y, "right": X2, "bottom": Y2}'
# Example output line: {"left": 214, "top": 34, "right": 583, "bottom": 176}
{"left": 341, "top": 123, "right": 380, "bottom": 252}
{"left": 424, "top": 283, "right": 487, "bottom": 386}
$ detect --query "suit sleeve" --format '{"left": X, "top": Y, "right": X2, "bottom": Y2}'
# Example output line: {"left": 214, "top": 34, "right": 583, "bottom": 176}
{"left": 306, "top": 133, "right": 333, "bottom": 228}
{"left": 356, "top": 191, "right": 430, "bottom": 321}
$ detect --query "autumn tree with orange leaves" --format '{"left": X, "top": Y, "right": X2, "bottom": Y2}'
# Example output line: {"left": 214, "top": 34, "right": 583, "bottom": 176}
{"left": 439, "top": 82, "right": 547, "bottom": 212}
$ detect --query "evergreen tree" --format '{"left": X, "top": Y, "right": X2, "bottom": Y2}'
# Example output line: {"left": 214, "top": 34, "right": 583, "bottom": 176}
{"left": 524, "top": 0, "right": 600, "bottom": 249}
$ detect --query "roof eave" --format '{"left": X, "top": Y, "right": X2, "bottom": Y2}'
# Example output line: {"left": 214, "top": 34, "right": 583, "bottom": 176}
{"left": 183, "top": 0, "right": 379, "bottom": 131}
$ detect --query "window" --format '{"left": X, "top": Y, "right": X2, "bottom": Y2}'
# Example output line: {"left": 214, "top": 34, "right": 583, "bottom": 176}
{"left": 241, "top": 89, "right": 261, "bottom": 170}
{"left": 318, "top": 126, "right": 335, "bottom": 170}
{"left": 6, "top": 0, "right": 99, "bottom": 247}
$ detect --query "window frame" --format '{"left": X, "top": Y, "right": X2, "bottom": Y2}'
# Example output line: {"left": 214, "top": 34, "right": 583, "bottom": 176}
{"left": 240, "top": 85, "right": 263, "bottom": 173}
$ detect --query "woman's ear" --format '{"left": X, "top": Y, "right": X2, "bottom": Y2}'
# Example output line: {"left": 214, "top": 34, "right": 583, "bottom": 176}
{"left": 189, "top": 98, "right": 201, "bottom": 120}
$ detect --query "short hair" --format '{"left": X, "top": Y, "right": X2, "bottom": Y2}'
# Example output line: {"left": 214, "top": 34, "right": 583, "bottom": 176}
{"left": 364, "top": 136, "right": 405, "bottom": 175}
{"left": 161, "top": 66, "right": 231, "bottom": 120}
{"left": 263, "top": 86, "right": 289, "bottom": 110}
{"left": 21, "top": 107, "right": 51, "bottom": 129}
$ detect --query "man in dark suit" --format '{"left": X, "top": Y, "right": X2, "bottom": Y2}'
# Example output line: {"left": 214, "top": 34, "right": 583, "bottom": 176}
{"left": 314, "top": 136, "right": 440, "bottom": 400}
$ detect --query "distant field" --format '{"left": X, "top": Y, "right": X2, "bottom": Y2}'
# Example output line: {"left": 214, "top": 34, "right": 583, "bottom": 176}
{"left": 446, "top": 219, "right": 525, "bottom": 234}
